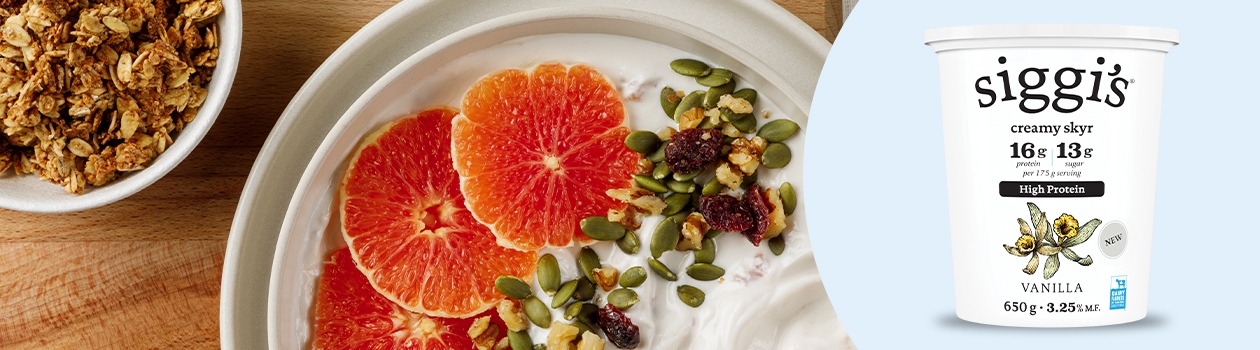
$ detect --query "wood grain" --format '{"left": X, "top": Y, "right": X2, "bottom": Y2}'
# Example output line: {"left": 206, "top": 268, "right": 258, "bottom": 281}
{"left": 0, "top": 1, "right": 843, "bottom": 348}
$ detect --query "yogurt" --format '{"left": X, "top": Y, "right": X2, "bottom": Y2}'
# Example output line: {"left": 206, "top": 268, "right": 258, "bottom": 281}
{"left": 925, "top": 25, "right": 1178, "bottom": 327}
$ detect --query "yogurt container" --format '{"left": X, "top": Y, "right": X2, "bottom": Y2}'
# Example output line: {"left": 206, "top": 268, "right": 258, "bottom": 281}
{"left": 924, "top": 25, "right": 1178, "bottom": 327}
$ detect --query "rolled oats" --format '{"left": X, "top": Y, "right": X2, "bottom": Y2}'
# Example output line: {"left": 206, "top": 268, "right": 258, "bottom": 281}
{"left": 1, "top": 0, "right": 222, "bottom": 194}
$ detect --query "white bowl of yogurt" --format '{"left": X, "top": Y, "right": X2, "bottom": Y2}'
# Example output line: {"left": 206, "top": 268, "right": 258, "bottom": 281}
{"left": 268, "top": 6, "right": 852, "bottom": 349}
{"left": 925, "top": 24, "right": 1178, "bottom": 327}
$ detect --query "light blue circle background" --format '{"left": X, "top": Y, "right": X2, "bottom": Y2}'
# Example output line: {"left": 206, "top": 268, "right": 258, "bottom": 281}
{"left": 807, "top": 0, "right": 1258, "bottom": 348}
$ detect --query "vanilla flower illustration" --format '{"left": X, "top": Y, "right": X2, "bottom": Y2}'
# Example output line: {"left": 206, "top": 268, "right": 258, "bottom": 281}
{"left": 1003, "top": 203, "right": 1100, "bottom": 279}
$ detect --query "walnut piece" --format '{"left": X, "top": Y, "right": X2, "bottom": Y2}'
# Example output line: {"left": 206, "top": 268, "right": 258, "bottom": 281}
{"left": 547, "top": 321, "right": 581, "bottom": 350}
{"left": 606, "top": 187, "right": 667, "bottom": 215}
{"left": 677, "top": 212, "right": 708, "bottom": 251}
{"left": 496, "top": 299, "right": 529, "bottom": 332}
{"left": 728, "top": 136, "right": 766, "bottom": 175}
{"left": 718, "top": 94, "right": 753, "bottom": 114}
{"left": 591, "top": 266, "right": 619, "bottom": 292}
{"left": 763, "top": 188, "right": 788, "bottom": 240}
{"left": 576, "top": 331, "right": 606, "bottom": 350}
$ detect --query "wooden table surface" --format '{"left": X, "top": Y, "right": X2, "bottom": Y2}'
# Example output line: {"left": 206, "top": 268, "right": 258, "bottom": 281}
{"left": 0, "top": 1, "right": 845, "bottom": 348}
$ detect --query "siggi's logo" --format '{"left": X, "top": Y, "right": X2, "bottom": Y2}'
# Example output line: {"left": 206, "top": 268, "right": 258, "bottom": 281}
{"left": 975, "top": 56, "right": 1129, "bottom": 113}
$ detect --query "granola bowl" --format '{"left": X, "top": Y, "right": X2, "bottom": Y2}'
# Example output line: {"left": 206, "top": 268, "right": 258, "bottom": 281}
{"left": 0, "top": 0, "right": 241, "bottom": 213}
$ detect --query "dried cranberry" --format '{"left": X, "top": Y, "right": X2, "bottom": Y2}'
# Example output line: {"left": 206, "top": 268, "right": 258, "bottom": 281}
{"left": 741, "top": 185, "right": 772, "bottom": 246}
{"left": 597, "top": 303, "right": 640, "bottom": 349}
{"left": 665, "top": 128, "right": 724, "bottom": 174}
{"left": 698, "top": 194, "right": 754, "bottom": 232}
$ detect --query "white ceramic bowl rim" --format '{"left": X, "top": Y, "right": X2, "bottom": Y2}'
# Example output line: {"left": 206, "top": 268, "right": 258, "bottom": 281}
{"left": 266, "top": 6, "right": 813, "bottom": 348}
{"left": 0, "top": 0, "right": 242, "bottom": 213}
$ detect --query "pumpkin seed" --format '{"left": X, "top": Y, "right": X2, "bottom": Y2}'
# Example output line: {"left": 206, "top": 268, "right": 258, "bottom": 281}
{"left": 701, "top": 177, "right": 724, "bottom": 196}
{"left": 685, "top": 263, "right": 725, "bottom": 281}
{"left": 740, "top": 171, "right": 758, "bottom": 189}
{"left": 552, "top": 280, "right": 578, "bottom": 308}
{"left": 761, "top": 143, "right": 791, "bottom": 169}
{"left": 722, "top": 136, "right": 737, "bottom": 145}
{"left": 720, "top": 107, "right": 752, "bottom": 123}
{"left": 648, "top": 257, "right": 678, "bottom": 281}
{"left": 571, "top": 320, "right": 596, "bottom": 337}
{"left": 652, "top": 161, "right": 672, "bottom": 180}
{"left": 703, "top": 229, "right": 723, "bottom": 240}
{"left": 704, "top": 81, "right": 736, "bottom": 109}
{"left": 667, "top": 211, "right": 691, "bottom": 225}
{"left": 624, "top": 131, "right": 662, "bottom": 154}
{"left": 619, "top": 266, "right": 647, "bottom": 287}
{"left": 537, "top": 254, "right": 561, "bottom": 296}
{"left": 696, "top": 68, "right": 733, "bottom": 87}
{"left": 508, "top": 330, "right": 532, "bottom": 350}
{"left": 730, "top": 112, "right": 757, "bottom": 133}
{"left": 757, "top": 119, "right": 799, "bottom": 143}
{"left": 677, "top": 285, "right": 705, "bottom": 307}
{"left": 647, "top": 140, "right": 670, "bottom": 163}
{"left": 522, "top": 296, "right": 551, "bottom": 328}
{"left": 533, "top": 344, "right": 546, "bottom": 350}
{"left": 575, "top": 303, "right": 599, "bottom": 325}
{"left": 661, "top": 193, "right": 689, "bottom": 216}
{"left": 779, "top": 182, "right": 797, "bottom": 215}
{"left": 573, "top": 277, "right": 596, "bottom": 301}
{"left": 670, "top": 58, "right": 711, "bottom": 77}
{"left": 650, "top": 218, "right": 681, "bottom": 259}
{"left": 694, "top": 238, "right": 716, "bottom": 264}
{"left": 632, "top": 174, "right": 668, "bottom": 193}
{"left": 660, "top": 86, "right": 682, "bottom": 117}
{"left": 768, "top": 235, "right": 786, "bottom": 255}
{"left": 495, "top": 276, "right": 532, "bottom": 300}
{"left": 666, "top": 179, "right": 695, "bottom": 193}
{"left": 732, "top": 88, "right": 758, "bottom": 106}
{"left": 673, "top": 91, "right": 704, "bottom": 122}
{"left": 577, "top": 247, "right": 600, "bottom": 282}
{"left": 616, "top": 229, "right": 640, "bottom": 255}
{"left": 672, "top": 170, "right": 700, "bottom": 182}
{"left": 580, "top": 216, "right": 628, "bottom": 241}
{"left": 563, "top": 301, "right": 587, "bottom": 321}
{"left": 698, "top": 116, "right": 717, "bottom": 129}
{"left": 606, "top": 288, "right": 640, "bottom": 310}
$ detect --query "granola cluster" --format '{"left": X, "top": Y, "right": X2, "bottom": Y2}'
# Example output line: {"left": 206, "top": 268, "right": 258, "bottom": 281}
{"left": 0, "top": 0, "right": 222, "bottom": 194}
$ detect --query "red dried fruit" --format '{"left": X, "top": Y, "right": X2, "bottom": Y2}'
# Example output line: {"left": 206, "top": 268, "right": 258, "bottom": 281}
{"left": 698, "top": 194, "right": 754, "bottom": 232}
{"left": 741, "top": 185, "right": 773, "bottom": 246}
{"left": 665, "top": 128, "right": 724, "bottom": 174}
{"left": 597, "top": 303, "right": 640, "bottom": 349}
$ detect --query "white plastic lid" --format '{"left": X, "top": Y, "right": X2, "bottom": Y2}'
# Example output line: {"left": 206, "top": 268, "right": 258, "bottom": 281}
{"left": 924, "top": 24, "right": 1179, "bottom": 53}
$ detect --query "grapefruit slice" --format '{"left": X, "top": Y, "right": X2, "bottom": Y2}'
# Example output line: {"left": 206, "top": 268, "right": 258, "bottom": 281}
{"left": 453, "top": 63, "right": 640, "bottom": 250}
{"left": 315, "top": 248, "right": 509, "bottom": 350}
{"left": 340, "top": 107, "right": 535, "bottom": 317}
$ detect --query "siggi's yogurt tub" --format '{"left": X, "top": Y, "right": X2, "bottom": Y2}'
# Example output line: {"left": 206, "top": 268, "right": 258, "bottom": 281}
{"left": 924, "top": 25, "right": 1178, "bottom": 327}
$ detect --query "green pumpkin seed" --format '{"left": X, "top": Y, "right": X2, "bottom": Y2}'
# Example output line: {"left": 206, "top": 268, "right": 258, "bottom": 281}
{"left": 703, "top": 229, "right": 723, "bottom": 240}
{"left": 673, "top": 91, "right": 704, "bottom": 122}
{"left": 648, "top": 257, "right": 678, "bottom": 281}
{"left": 652, "top": 161, "right": 672, "bottom": 180}
{"left": 761, "top": 143, "right": 791, "bottom": 169}
{"left": 607, "top": 288, "right": 640, "bottom": 310}
{"left": 732, "top": 88, "right": 758, "bottom": 106}
{"left": 537, "top": 254, "right": 561, "bottom": 296}
{"left": 694, "top": 238, "right": 716, "bottom": 264}
{"left": 533, "top": 344, "right": 546, "bottom": 350}
{"left": 563, "top": 301, "right": 587, "bottom": 321}
{"left": 523, "top": 296, "right": 551, "bottom": 328}
{"left": 552, "top": 279, "right": 578, "bottom": 308}
{"left": 616, "top": 229, "right": 640, "bottom": 255}
{"left": 677, "top": 285, "right": 705, "bottom": 307}
{"left": 625, "top": 131, "right": 662, "bottom": 154}
{"left": 577, "top": 247, "right": 600, "bottom": 282}
{"left": 672, "top": 170, "right": 700, "bottom": 182}
{"left": 661, "top": 193, "right": 689, "bottom": 216}
{"left": 720, "top": 107, "right": 752, "bottom": 123}
{"left": 650, "top": 218, "right": 681, "bottom": 259}
{"left": 579, "top": 216, "right": 628, "bottom": 241}
{"left": 768, "top": 235, "right": 786, "bottom": 255}
{"left": 696, "top": 68, "right": 733, "bottom": 87}
{"left": 648, "top": 140, "right": 670, "bottom": 163}
{"left": 740, "top": 171, "right": 758, "bottom": 189}
{"left": 685, "top": 263, "right": 726, "bottom": 281}
{"left": 508, "top": 330, "right": 532, "bottom": 350}
{"left": 571, "top": 320, "right": 595, "bottom": 337}
{"left": 701, "top": 177, "right": 724, "bottom": 196}
{"left": 573, "top": 303, "right": 599, "bottom": 325}
{"left": 704, "top": 81, "right": 736, "bottom": 109}
{"left": 660, "top": 86, "right": 682, "bottom": 117}
{"left": 698, "top": 116, "right": 717, "bottom": 129}
{"left": 573, "top": 277, "right": 596, "bottom": 301}
{"left": 779, "top": 182, "right": 797, "bottom": 216}
{"left": 619, "top": 266, "right": 647, "bottom": 287}
{"left": 730, "top": 112, "right": 757, "bottom": 133}
{"left": 495, "top": 276, "right": 532, "bottom": 300}
{"left": 757, "top": 119, "right": 799, "bottom": 143}
{"left": 667, "top": 211, "right": 691, "bottom": 225}
{"left": 666, "top": 179, "right": 696, "bottom": 193}
{"left": 632, "top": 174, "right": 668, "bottom": 193}
{"left": 670, "top": 58, "right": 711, "bottom": 77}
